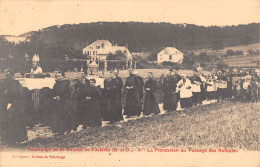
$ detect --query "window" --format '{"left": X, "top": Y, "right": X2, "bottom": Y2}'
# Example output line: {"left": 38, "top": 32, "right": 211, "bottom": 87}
{"left": 93, "top": 51, "right": 95, "bottom": 55}
{"left": 96, "top": 46, "right": 100, "bottom": 49}
{"left": 169, "top": 55, "right": 172, "bottom": 60}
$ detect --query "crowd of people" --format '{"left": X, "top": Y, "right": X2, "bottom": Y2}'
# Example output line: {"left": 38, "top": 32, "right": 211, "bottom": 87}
{"left": 0, "top": 67, "right": 260, "bottom": 145}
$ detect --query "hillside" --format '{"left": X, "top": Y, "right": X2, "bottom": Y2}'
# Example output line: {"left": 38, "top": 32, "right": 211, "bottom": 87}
{"left": 18, "top": 100, "right": 260, "bottom": 151}
{"left": 193, "top": 43, "right": 260, "bottom": 56}
{"left": 0, "top": 22, "right": 259, "bottom": 60}
{"left": 222, "top": 54, "right": 260, "bottom": 68}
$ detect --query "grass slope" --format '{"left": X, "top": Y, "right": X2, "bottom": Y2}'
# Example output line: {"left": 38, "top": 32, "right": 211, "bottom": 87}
{"left": 18, "top": 100, "right": 260, "bottom": 151}
{"left": 193, "top": 42, "right": 260, "bottom": 56}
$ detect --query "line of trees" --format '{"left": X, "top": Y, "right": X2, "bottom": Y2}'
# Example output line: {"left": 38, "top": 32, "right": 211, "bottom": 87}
{"left": 1, "top": 22, "right": 259, "bottom": 61}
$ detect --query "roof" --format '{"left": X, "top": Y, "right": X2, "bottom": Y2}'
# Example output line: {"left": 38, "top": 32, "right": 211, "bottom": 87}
{"left": 83, "top": 40, "right": 112, "bottom": 50}
{"left": 89, "top": 40, "right": 112, "bottom": 46}
{"left": 89, "top": 61, "right": 99, "bottom": 67}
{"left": 158, "top": 47, "right": 182, "bottom": 55}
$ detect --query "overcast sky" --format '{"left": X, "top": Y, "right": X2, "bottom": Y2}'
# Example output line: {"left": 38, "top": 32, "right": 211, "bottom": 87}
{"left": 0, "top": 0, "right": 259, "bottom": 35}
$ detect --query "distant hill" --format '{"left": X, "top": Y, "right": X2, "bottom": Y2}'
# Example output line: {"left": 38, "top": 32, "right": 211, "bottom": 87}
{"left": 0, "top": 22, "right": 259, "bottom": 59}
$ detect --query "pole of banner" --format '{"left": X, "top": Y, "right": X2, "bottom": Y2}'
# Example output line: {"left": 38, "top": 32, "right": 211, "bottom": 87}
{"left": 104, "top": 60, "right": 107, "bottom": 71}
{"left": 130, "top": 60, "right": 133, "bottom": 69}
{"left": 126, "top": 60, "right": 128, "bottom": 69}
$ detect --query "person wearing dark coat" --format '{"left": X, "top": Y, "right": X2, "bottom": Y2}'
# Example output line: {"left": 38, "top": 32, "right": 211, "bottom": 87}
{"left": 0, "top": 69, "right": 28, "bottom": 144}
{"left": 161, "top": 70, "right": 178, "bottom": 112}
{"left": 143, "top": 72, "right": 160, "bottom": 115}
{"left": 39, "top": 87, "right": 56, "bottom": 128}
{"left": 190, "top": 70, "right": 203, "bottom": 105}
{"left": 123, "top": 69, "right": 142, "bottom": 118}
{"left": 174, "top": 72, "right": 182, "bottom": 102}
{"left": 51, "top": 79, "right": 74, "bottom": 134}
{"left": 78, "top": 78, "right": 102, "bottom": 128}
{"left": 114, "top": 69, "right": 123, "bottom": 100}
{"left": 134, "top": 72, "right": 144, "bottom": 99}
{"left": 133, "top": 71, "right": 144, "bottom": 116}
{"left": 22, "top": 87, "right": 36, "bottom": 128}
{"left": 103, "top": 72, "right": 123, "bottom": 123}
{"left": 226, "top": 72, "right": 233, "bottom": 98}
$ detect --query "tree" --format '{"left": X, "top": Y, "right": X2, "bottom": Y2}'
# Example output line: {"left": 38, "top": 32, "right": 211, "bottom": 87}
{"left": 182, "top": 53, "right": 196, "bottom": 66}
{"left": 241, "top": 35, "right": 251, "bottom": 46}
{"left": 198, "top": 52, "right": 210, "bottom": 62}
{"left": 217, "top": 62, "right": 229, "bottom": 70}
{"left": 212, "top": 40, "right": 224, "bottom": 51}
{"left": 235, "top": 50, "right": 243, "bottom": 55}
{"left": 147, "top": 52, "right": 157, "bottom": 61}
{"left": 107, "top": 50, "right": 127, "bottom": 60}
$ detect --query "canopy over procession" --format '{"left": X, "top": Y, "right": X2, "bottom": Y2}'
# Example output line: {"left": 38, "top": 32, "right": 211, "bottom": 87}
{"left": 0, "top": 53, "right": 260, "bottom": 145}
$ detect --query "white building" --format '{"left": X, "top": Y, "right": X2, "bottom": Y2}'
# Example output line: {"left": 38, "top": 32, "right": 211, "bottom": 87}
{"left": 82, "top": 40, "right": 132, "bottom": 61}
{"left": 157, "top": 47, "right": 183, "bottom": 65}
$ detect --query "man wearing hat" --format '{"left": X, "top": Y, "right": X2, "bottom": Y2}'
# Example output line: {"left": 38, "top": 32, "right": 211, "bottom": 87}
{"left": 31, "top": 54, "right": 43, "bottom": 75}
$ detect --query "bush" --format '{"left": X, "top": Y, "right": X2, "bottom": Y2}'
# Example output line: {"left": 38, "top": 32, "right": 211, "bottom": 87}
{"left": 235, "top": 50, "right": 243, "bottom": 55}
{"left": 217, "top": 62, "right": 229, "bottom": 70}
{"left": 226, "top": 49, "right": 235, "bottom": 56}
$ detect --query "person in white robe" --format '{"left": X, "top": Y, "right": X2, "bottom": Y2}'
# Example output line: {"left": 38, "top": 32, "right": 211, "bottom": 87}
{"left": 30, "top": 54, "right": 43, "bottom": 75}
{"left": 206, "top": 75, "right": 217, "bottom": 100}
{"left": 176, "top": 74, "right": 193, "bottom": 108}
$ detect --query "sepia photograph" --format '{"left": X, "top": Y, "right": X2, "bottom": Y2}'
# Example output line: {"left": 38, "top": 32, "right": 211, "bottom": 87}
{"left": 0, "top": 0, "right": 260, "bottom": 166}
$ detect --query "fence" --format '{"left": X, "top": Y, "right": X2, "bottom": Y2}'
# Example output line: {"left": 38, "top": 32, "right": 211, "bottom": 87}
{"left": 0, "top": 58, "right": 136, "bottom": 73}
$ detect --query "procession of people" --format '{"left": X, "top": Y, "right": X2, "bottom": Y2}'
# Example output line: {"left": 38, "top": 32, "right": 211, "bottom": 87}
{"left": 0, "top": 56, "right": 260, "bottom": 145}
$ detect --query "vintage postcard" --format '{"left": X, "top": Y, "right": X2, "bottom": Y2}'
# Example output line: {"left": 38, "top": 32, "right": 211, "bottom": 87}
{"left": 0, "top": 0, "right": 260, "bottom": 166}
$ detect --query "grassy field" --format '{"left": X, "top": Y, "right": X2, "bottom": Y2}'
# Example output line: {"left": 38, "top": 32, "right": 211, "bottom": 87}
{"left": 222, "top": 55, "right": 260, "bottom": 68}
{"left": 193, "top": 43, "right": 260, "bottom": 56}
{"left": 16, "top": 100, "right": 260, "bottom": 151}
{"left": 192, "top": 42, "right": 260, "bottom": 68}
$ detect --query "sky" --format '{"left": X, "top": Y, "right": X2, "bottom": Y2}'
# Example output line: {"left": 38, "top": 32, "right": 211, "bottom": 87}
{"left": 0, "top": 0, "right": 259, "bottom": 35}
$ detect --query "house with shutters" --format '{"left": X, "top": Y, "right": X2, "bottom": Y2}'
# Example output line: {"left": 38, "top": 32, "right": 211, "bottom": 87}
{"left": 157, "top": 47, "right": 183, "bottom": 65}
